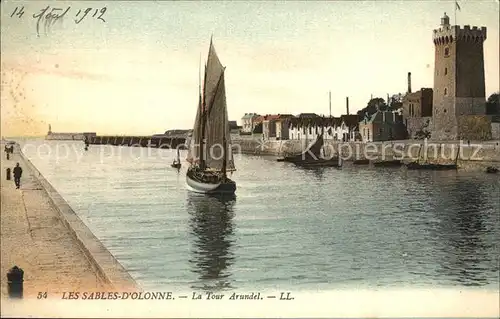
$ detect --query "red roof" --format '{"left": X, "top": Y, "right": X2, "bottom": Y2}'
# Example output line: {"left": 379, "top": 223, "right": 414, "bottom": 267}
{"left": 254, "top": 116, "right": 265, "bottom": 123}
{"left": 255, "top": 114, "right": 295, "bottom": 122}
{"left": 264, "top": 114, "right": 281, "bottom": 121}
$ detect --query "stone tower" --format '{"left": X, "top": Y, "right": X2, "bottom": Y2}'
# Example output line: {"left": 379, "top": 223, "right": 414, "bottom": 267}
{"left": 432, "top": 13, "right": 487, "bottom": 140}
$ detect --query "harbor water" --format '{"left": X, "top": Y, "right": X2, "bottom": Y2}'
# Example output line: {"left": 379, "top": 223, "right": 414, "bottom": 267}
{"left": 19, "top": 139, "right": 500, "bottom": 292}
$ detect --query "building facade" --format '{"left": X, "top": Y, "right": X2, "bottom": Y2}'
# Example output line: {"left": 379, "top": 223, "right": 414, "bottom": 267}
{"left": 402, "top": 88, "right": 434, "bottom": 138}
{"left": 359, "top": 111, "right": 406, "bottom": 142}
{"left": 261, "top": 114, "right": 294, "bottom": 140}
{"left": 275, "top": 115, "right": 294, "bottom": 140}
{"left": 402, "top": 88, "right": 433, "bottom": 119}
{"left": 240, "top": 113, "right": 260, "bottom": 133}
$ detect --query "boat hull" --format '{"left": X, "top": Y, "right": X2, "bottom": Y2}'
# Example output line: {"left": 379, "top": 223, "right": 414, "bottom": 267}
{"left": 280, "top": 155, "right": 341, "bottom": 166}
{"left": 353, "top": 159, "right": 370, "bottom": 165}
{"left": 373, "top": 160, "right": 402, "bottom": 167}
{"left": 405, "top": 162, "right": 457, "bottom": 170}
{"left": 293, "top": 159, "right": 341, "bottom": 168}
{"left": 186, "top": 170, "right": 236, "bottom": 194}
{"left": 486, "top": 166, "right": 499, "bottom": 174}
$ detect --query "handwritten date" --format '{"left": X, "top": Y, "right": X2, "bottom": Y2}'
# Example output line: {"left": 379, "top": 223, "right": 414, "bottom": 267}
{"left": 75, "top": 7, "right": 107, "bottom": 24}
{"left": 9, "top": 6, "right": 107, "bottom": 37}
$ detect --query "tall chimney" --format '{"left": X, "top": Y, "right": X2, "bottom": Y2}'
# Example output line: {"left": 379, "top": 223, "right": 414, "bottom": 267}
{"left": 346, "top": 96, "right": 350, "bottom": 115}
{"left": 407, "top": 72, "right": 412, "bottom": 93}
{"left": 329, "top": 91, "right": 332, "bottom": 117}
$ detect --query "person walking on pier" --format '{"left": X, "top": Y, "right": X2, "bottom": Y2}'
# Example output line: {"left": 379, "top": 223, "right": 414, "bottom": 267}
{"left": 13, "top": 163, "right": 23, "bottom": 189}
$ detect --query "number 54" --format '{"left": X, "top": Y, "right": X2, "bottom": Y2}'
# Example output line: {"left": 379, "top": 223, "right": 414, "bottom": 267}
{"left": 37, "top": 292, "right": 48, "bottom": 299}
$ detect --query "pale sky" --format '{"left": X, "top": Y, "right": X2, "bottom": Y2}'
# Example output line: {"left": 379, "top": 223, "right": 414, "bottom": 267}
{"left": 1, "top": 0, "right": 499, "bottom": 137}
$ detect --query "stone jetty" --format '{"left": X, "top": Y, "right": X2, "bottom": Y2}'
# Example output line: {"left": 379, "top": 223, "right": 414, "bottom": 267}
{"left": 88, "top": 135, "right": 186, "bottom": 149}
{"left": 0, "top": 141, "right": 139, "bottom": 298}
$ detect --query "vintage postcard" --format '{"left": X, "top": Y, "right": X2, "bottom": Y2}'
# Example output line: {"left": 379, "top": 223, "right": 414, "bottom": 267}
{"left": 1, "top": 0, "right": 499, "bottom": 317}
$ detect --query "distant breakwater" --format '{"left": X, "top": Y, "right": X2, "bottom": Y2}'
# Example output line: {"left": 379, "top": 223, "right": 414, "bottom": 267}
{"left": 88, "top": 135, "right": 187, "bottom": 149}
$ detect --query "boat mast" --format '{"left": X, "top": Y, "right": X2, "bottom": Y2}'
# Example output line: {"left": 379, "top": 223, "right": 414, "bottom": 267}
{"left": 221, "top": 70, "right": 228, "bottom": 179}
{"left": 221, "top": 117, "right": 227, "bottom": 179}
{"left": 199, "top": 57, "right": 208, "bottom": 170}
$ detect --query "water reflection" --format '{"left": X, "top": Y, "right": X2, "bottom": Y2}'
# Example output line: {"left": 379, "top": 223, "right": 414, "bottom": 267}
{"left": 434, "top": 179, "right": 494, "bottom": 286}
{"left": 294, "top": 167, "right": 326, "bottom": 180}
{"left": 186, "top": 193, "right": 236, "bottom": 291}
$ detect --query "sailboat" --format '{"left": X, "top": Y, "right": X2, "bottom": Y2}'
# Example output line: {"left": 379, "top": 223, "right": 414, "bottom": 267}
{"left": 185, "top": 39, "right": 237, "bottom": 194}
{"left": 280, "top": 131, "right": 324, "bottom": 162}
{"left": 171, "top": 148, "right": 182, "bottom": 169}
{"left": 278, "top": 124, "right": 340, "bottom": 167}
{"left": 404, "top": 143, "right": 457, "bottom": 170}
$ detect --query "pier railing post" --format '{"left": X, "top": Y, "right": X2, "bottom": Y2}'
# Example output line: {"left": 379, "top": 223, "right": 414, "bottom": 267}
{"left": 7, "top": 266, "right": 24, "bottom": 299}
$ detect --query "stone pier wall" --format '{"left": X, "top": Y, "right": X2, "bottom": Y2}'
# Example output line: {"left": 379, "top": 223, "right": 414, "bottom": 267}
{"left": 2, "top": 145, "right": 142, "bottom": 296}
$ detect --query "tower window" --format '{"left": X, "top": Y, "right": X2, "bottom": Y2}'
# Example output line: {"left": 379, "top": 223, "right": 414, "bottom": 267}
{"left": 444, "top": 88, "right": 448, "bottom": 95}
{"left": 444, "top": 47, "right": 450, "bottom": 56}
{"left": 444, "top": 67, "right": 447, "bottom": 75}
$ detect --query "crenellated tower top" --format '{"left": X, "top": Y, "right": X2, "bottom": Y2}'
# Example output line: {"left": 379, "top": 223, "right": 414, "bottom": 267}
{"left": 433, "top": 13, "right": 487, "bottom": 45}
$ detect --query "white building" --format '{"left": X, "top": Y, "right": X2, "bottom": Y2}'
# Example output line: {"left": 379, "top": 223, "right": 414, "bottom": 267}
{"left": 287, "top": 115, "right": 359, "bottom": 142}
{"left": 240, "top": 113, "right": 260, "bottom": 133}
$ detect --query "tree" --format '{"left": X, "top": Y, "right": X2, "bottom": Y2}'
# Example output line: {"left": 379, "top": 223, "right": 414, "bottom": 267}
{"left": 388, "top": 93, "right": 403, "bottom": 111}
{"left": 356, "top": 97, "right": 388, "bottom": 120}
{"left": 486, "top": 92, "right": 499, "bottom": 115}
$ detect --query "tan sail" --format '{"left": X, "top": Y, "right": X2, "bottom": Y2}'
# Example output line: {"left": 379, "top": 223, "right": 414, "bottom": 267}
{"left": 204, "top": 73, "right": 236, "bottom": 171}
{"left": 188, "top": 38, "right": 236, "bottom": 172}
{"left": 204, "top": 40, "right": 224, "bottom": 114}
